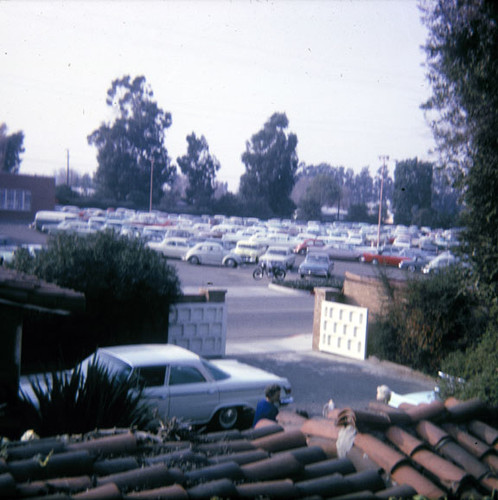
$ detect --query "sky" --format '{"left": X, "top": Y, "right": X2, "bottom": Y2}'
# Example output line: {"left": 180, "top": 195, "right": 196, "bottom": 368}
{"left": 1, "top": 0, "right": 436, "bottom": 192}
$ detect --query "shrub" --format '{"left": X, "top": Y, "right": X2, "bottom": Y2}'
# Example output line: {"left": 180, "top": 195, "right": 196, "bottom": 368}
{"left": 10, "top": 232, "right": 182, "bottom": 371}
{"left": 369, "top": 267, "right": 486, "bottom": 374}
{"left": 19, "top": 358, "right": 157, "bottom": 436}
{"left": 439, "top": 305, "right": 498, "bottom": 407}
{"left": 277, "top": 276, "right": 344, "bottom": 293}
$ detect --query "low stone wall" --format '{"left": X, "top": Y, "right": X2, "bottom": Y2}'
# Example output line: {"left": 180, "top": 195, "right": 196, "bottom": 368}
{"left": 168, "top": 288, "right": 227, "bottom": 358}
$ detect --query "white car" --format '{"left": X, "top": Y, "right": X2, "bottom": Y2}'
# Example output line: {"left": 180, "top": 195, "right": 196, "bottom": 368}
{"left": 259, "top": 246, "right": 296, "bottom": 269}
{"left": 80, "top": 344, "right": 293, "bottom": 430}
{"left": 233, "top": 240, "right": 268, "bottom": 263}
{"left": 146, "top": 237, "right": 190, "bottom": 259}
{"left": 422, "top": 252, "right": 458, "bottom": 274}
{"left": 183, "top": 242, "right": 242, "bottom": 267}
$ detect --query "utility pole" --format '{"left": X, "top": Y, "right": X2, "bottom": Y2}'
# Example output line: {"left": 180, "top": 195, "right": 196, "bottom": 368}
{"left": 149, "top": 157, "right": 154, "bottom": 213}
{"left": 377, "top": 155, "right": 389, "bottom": 250}
{"left": 66, "top": 149, "right": 70, "bottom": 185}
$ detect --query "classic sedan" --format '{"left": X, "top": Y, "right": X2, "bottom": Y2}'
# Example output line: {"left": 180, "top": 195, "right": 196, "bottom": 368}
{"left": 323, "top": 243, "right": 363, "bottom": 261}
{"left": 80, "top": 344, "right": 293, "bottom": 430}
{"left": 359, "top": 247, "right": 413, "bottom": 266}
{"left": 183, "top": 242, "right": 243, "bottom": 267}
{"left": 398, "top": 254, "right": 433, "bottom": 273}
{"left": 259, "top": 246, "right": 296, "bottom": 269}
{"left": 298, "top": 252, "right": 334, "bottom": 278}
{"left": 146, "top": 237, "right": 190, "bottom": 259}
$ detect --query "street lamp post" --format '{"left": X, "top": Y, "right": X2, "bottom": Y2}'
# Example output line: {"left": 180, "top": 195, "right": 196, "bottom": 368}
{"left": 377, "top": 155, "right": 389, "bottom": 250}
{"left": 149, "top": 158, "right": 154, "bottom": 213}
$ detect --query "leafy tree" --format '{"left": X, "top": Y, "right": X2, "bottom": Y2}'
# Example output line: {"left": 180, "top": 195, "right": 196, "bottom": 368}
{"left": 420, "top": 0, "right": 498, "bottom": 403}
{"left": 347, "top": 204, "right": 374, "bottom": 223}
{"left": 431, "top": 167, "right": 462, "bottom": 227}
{"left": 0, "top": 123, "right": 25, "bottom": 173}
{"left": 297, "top": 173, "right": 340, "bottom": 221}
{"left": 351, "top": 167, "right": 374, "bottom": 206}
{"left": 88, "top": 75, "right": 175, "bottom": 206}
{"left": 10, "top": 232, "right": 181, "bottom": 370}
{"left": 420, "top": 0, "right": 498, "bottom": 296}
{"left": 177, "top": 132, "right": 220, "bottom": 209}
{"left": 239, "top": 112, "right": 298, "bottom": 217}
{"left": 392, "top": 158, "right": 433, "bottom": 225}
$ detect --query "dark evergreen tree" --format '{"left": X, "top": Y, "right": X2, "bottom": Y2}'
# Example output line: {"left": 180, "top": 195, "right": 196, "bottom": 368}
{"left": 239, "top": 113, "right": 298, "bottom": 217}
{"left": 392, "top": 158, "right": 433, "bottom": 225}
{"left": 88, "top": 75, "right": 175, "bottom": 206}
{"left": 0, "top": 123, "right": 25, "bottom": 173}
{"left": 177, "top": 133, "right": 220, "bottom": 209}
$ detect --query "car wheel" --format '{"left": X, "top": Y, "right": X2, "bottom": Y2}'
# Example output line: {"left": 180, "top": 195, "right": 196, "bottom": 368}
{"left": 299, "top": 248, "right": 306, "bottom": 256}
{"left": 188, "top": 256, "right": 200, "bottom": 265}
{"left": 224, "top": 258, "right": 237, "bottom": 268}
{"left": 216, "top": 407, "right": 239, "bottom": 430}
{"left": 408, "top": 265, "right": 416, "bottom": 273}
{"left": 372, "top": 258, "right": 379, "bottom": 265}
{"left": 359, "top": 255, "right": 366, "bottom": 263}
{"left": 300, "top": 274, "right": 305, "bottom": 279}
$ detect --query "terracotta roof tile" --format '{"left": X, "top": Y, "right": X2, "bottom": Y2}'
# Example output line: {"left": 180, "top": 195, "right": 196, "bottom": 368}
{"left": 1, "top": 396, "right": 497, "bottom": 498}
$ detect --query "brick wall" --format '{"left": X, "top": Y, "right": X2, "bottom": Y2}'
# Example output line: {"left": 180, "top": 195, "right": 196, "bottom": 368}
{"left": 0, "top": 173, "right": 55, "bottom": 221}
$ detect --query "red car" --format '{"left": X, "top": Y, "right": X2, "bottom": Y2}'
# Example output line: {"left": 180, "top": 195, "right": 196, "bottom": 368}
{"left": 359, "top": 247, "right": 413, "bottom": 266}
{"left": 293, "top": 238, "right": 326, "bottom": 255}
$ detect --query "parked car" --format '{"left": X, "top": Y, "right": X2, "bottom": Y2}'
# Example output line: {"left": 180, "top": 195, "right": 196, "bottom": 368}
{"left": 146, "top": 237, "right": 190, "bottom": 259}
{"left": 79, "top": 344, "right": 293, "bottom": 430}
{"left": 294, "top": 238, "right": 326, "bottom": 255}
{"left": 398, "top": 253, "right": 433, "bottom": 273}
{"left": 183, "top": 242, "right": 243, "bottom": 267}
{"left": 233, "top": 240, "right": 267, "bottom": 263}
{"left": 323, "top": 243, "right": 363, "bottom": 261}
{"left": 259, "top": 246, "right": 296, "bottom": 270}
{"left": 359, "top": 246, "right": 413, "bottom": 267}
{"left": 46, "top": 219, "right": 95, "bottom": 236}
{"left": 298, "top": 252, "right": 334, "bottom": 279}
{"left": 422, "top": 252, "right": 458, "bottom": 274}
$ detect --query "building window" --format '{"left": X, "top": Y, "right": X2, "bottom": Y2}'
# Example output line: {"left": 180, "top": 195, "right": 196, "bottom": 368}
{"left": 0, "top": 188, "right": 32, "bottom": 211}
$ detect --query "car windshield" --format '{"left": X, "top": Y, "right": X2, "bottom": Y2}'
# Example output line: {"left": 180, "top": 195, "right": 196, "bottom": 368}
{"left": 201, "top": 360, "right": 230, "bottom": 381}
{"left": 308, "top": 255, "right": 327, "bottom": 263}
{"left": 268, "top": 249, "right": 286, "bottom": 256}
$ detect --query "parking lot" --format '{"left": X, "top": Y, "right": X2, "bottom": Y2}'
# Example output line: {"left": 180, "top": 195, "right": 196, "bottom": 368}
{"left": 2, "top": 220, "right": 435, "bottom": 416}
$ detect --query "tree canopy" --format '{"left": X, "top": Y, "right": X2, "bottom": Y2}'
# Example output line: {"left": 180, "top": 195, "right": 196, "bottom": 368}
{"left": 239, "top": 113, "right": 298, "bottom": 218}
{"left": 392, "top": 158, "right": 433, "bottom": 226}
{"left": 420, "top": 0, "right": 498, "bottom": 295}
{"left": 419, "top": 0, "right": 498, "bottom": 404}
{"left": 88, "top": 75, "right": 175, "bottom": 207}
{"left": 297, "top": 173, "right": 340, "bottom": 220}
{"left": 177, "top": 132, "right": 220, "bottom": 209}
{"left": 0, "top": 123, "right": 25, "bottom": 174}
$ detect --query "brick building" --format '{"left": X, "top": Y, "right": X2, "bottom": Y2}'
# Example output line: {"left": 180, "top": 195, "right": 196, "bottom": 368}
{"left": 0, "top": 172, "right": 55, "bottom": 222}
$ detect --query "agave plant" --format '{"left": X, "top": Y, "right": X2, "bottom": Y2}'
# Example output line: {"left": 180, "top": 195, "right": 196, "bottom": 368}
{"left": 20, "top": 358, "right": 157, "bottom": 437}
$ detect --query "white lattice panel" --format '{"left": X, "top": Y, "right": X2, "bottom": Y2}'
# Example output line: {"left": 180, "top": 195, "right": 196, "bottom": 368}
{"left": 319, "top": 301, "right": 368, "bottom": 360}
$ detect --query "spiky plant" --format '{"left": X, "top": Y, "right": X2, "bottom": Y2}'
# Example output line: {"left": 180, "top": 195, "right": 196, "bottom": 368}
{"left": 20, "top": 358, "right": 157, "bottom": 437}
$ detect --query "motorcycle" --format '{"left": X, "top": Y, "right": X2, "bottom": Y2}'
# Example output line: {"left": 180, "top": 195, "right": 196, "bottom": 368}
{"left": 252, "top": 261, "right": 286, "bottom": 281}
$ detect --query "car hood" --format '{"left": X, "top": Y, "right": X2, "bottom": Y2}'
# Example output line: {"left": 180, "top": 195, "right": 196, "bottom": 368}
{"left": 299, "top": 262, "right": 328, "bottom": 270}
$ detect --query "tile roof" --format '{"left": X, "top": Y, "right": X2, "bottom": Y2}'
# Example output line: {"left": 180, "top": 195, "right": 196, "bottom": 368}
{"left": 0, "top": 266, "right": 85, "bottom": 313}
{"left": 0, "top": 396, "right": 496, "bottom": 499}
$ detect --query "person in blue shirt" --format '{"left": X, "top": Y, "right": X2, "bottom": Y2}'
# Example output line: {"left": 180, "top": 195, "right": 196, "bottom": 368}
{"left": 252, "top": 384, "right": 281, "bottom": 426}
